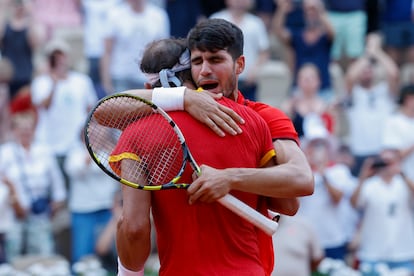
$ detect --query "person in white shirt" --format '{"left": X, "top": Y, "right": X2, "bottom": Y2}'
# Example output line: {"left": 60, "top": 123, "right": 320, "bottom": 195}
{"left": 100, "top": 0, "right": 170, "bottom": 94}
{"left": 341, "top": 33, "right": 399, "bottom": 176}
{"left": 382, "top": 84, "right": 414, "bottom": 182}
{"left": 31, "top": 38, "right": 98, "bottom": 188}
{"left": 298, "top": 127, "right": 350, "bottom": 261}
{"left": 0, "top": 95, "right": 66, "bottom": 260}
{"left": 351, "top": 148, "right": 414, "bottom": 274}
{"left": 0, "top": 175, "right": 25, "bottom": 264}
{"left": 210, "top": 0, "right": 270, "bottom": 101}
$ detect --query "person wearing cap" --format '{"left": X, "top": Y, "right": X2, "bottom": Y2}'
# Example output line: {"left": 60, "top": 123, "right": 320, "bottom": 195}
{"left": 381, "top": 84, "right": 414, "bottom": 182}
{"left": 0, "top": 91, "right": 66, "bottom": 260}
{"left": 297, "top": 124, "right": 352, "bottom": 262}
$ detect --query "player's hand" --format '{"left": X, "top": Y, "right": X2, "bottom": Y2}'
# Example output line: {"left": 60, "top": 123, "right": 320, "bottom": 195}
{"left": 187, "top": 165, "right": 233, "bottom": 204}
{"left": 184, "top": 90, "right": 245, "bottom": 137}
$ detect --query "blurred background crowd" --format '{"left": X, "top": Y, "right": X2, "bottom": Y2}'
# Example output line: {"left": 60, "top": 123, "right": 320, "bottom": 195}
{"left": 0, "top": 0, "right": 414, "bottom": 275}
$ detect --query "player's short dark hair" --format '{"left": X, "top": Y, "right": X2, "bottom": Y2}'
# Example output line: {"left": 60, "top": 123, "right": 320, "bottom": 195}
{"left": 187, "top": 18, "right": 244, "bottom": 61}
{"left": 140, "top": 38, "right": 194, "bottom": 88}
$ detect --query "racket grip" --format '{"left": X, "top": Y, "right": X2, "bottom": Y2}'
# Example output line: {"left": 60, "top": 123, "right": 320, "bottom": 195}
{"left": 217, "top": 194, "right": 279, "bottom": 236}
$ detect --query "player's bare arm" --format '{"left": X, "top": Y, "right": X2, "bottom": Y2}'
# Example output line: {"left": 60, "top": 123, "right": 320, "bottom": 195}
{"left": 92, "top": 88, "right": 244, "bottom": 136}
{"left": 188, "top": 139, "right": 313, "bottom": 208}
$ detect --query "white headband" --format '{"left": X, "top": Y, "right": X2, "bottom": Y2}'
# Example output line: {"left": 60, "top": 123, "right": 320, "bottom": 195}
{"left": 144, "top": 49, "right": 191, "bottom": 88}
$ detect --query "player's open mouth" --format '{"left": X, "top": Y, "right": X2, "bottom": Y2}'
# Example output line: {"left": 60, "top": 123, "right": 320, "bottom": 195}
{"left": 200, "top": 83, "right": 219, "bottom": 90}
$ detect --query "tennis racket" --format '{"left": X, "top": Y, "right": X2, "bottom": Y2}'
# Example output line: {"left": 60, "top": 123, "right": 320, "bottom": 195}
{"left": 84, "top": 93, "right": 279, "bottom": 236}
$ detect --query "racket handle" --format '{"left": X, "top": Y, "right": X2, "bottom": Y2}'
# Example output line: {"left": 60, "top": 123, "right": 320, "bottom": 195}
{"left": 217, "top": 194, "right": 279, "bottom": 236}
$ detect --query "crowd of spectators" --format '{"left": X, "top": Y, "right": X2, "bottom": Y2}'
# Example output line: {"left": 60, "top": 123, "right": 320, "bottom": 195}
{"left": 0, "top": 0, "right": 414, "bottom": 275}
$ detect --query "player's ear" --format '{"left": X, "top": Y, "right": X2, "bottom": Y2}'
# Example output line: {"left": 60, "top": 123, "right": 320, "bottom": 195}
{"left": 144, "top": 82, "right": 152, "bottom": 89}
{"left": 235, "top": 55, "right": 245, "bottom": 75}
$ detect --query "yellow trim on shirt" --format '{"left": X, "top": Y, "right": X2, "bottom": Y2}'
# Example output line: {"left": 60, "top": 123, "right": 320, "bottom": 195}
{"left": 259, "top": 149, "right": 276, "bottom": 167}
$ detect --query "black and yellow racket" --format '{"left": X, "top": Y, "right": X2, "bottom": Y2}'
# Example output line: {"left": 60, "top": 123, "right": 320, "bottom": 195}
{"left": 84, "top": 93, "right": 278, "bottom": 236}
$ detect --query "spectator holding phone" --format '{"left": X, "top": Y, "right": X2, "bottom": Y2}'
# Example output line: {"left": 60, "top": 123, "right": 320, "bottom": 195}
{"left": 350, "top": 148, "right": 414, "bottom": 274}
{"left": 338, "top": 33, "right": 399, "bottom": 176}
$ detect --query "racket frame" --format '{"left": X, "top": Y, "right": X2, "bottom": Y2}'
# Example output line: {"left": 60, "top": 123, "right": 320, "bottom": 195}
{"left": 84, "top": 93, "right": 279, "bottom": 236}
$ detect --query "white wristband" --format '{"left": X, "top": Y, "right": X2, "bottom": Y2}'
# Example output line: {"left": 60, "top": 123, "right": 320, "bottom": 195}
{"left": 117, "top": 258, "right": 144, "bottom": 276}
{"left": 152, "top": 86, "right": 186, "bottom": 111}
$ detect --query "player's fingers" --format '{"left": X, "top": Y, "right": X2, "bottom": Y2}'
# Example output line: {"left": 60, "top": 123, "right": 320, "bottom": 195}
{"left": 218, "top": 105, "right": 245, "bottom": 125}
{"left": 204, "top": 117, "right": 226, "bottom": 137}
{"left": 188, "top": 189, "right": 202, "bottom": 205}
{"left": 188, "top": 188, "right": 218, "bottom": 204}
{"left": 208, "top": 112, "right": 243, "bottom": 136}
{"left": 208, "top": 115, "right": 239, "bottom": 136}
{"left": 187, "top": 177, "right": 211, "bottom": 204}
{"left": 196, "top": 193, "right": 216, "bottom": 204}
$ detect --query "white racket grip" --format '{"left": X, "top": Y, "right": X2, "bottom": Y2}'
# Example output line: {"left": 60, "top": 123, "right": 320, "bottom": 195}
{"left": 218, "top": 194, "right": 279, "bottom": 236}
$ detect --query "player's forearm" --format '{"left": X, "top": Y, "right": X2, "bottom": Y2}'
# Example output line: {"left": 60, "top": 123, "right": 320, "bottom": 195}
{"left": 229, "top": 164, "right": 314, "bottom": 198}
{"left": 92, "top": 89, "right": 152, "bottom": 126}
{"left": 267, "top": 197, "right": 299, "bottom": 216}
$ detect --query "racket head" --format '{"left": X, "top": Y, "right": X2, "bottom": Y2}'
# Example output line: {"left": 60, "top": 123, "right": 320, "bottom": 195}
{"left": 84, "top": 93, "right": 195, "bottom": 190}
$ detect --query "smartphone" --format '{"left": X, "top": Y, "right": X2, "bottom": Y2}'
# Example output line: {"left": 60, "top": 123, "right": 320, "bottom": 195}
{"left": 371, "top": 157, "right": 388, "bottom": 169}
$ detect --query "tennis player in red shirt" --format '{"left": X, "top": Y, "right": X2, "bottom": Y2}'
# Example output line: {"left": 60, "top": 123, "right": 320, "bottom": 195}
{"left": 96, "top": 19, "right": 314, "bottom": 276}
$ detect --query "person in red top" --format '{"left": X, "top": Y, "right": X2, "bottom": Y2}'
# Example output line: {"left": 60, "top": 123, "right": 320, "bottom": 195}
{"left": 95, "top": 20, "right": 314, "bottom": 276}
{"left": 111, "top": 95, "right": 276, "bottom": 275}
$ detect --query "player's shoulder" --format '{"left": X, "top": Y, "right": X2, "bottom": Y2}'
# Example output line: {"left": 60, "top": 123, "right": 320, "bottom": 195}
{"left": 245, "top": 100, "right": 290, "bottom": 120}
{"left": 219, "top": 97, "right": 261, "bottom": 116}
{"left": 220, "top": 98, "right": 271, "bottom": 131}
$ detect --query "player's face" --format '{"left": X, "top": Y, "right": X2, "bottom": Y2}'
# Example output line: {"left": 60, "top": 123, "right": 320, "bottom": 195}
{"left": 190, "top": 49, "right": 244, "bottom": 100}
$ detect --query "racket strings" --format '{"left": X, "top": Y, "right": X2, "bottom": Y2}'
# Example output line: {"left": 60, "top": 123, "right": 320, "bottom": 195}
{"left": 88, "top": 96, "right": 184, "bottom": 187}
{"left": 138, "top": 115, "right": 183, "bottom": 185}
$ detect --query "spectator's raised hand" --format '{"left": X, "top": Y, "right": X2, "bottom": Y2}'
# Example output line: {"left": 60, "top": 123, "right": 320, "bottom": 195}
{"left": 274, "top": 0, "right": 293, "bottom": 14}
